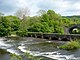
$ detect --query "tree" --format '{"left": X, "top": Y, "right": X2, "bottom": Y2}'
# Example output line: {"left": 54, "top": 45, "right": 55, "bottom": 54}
{"left": 47, "top": 10, "right": 61, "bottom": 20}
{"left": 0, "top": 17, "right": 11, "bottom": 36}
{"left": 0, "top": 12, "right": 4, "bottom": 17}
{"left": 5, "top": 16, "right": 20, "bottom": 31}
{"left": 15, "top": 7, "right": 30, "bottom": 20}
{"left": 16, "top": 21, "right": 28, "bottom": 36}
{"left": 41, "top": 14, "right": 49, "bottom": 22}
{"left": 28, "top": 22, "right": 52, "bottom": 33}
{"left": 37, "top": 10, "right": 46, "bottom": 16}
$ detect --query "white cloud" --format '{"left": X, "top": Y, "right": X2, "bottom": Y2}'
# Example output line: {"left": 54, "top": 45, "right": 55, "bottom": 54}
{"left": 0, "top": 0, "right": 80, "bottom": 16}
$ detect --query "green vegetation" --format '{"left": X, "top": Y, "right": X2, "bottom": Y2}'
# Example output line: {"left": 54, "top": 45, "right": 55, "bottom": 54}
{"left": 0, "top": 10, "right": 80, "bottom": 36}
{"left": 1, "top": 9, "right": 80, "bottom": 59}
{"left": 59, "top": 41, "right": 80, "bottom": 50}
{"left": 0, "top": 49, "right": 9, "bottom": 54}
{"left": 10, "top": 54, "right": 22, "bottom": 60}
{"left": 10, "top": 53, "right": 44, "bottom": 60}
{"left": 25, "top": 52, "right": 44, "bottom": 60}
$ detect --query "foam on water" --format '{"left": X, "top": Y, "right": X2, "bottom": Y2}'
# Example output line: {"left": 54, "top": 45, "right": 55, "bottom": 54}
{"left": 18, "top": 45, "right": 27, "bottom": 52}
{"left": 0, "top": 38, "right": 6, "bottom": 41}
{"left": 0, "top": 37, "right": 80, "bottom": 60}
{"left": 0, "top": 41, "right": 11, "bottom": 47}
{"left": 18, "top": 46, "right": 78, "bottom": 60}
{"left": 0, "top": 40, "right": 12, "bottom": 49}
{"left": 7, "top": 49, "right": 23, "bottom": 55}
{"left": 43, "top": 54, "right": 74, "bottom": 60}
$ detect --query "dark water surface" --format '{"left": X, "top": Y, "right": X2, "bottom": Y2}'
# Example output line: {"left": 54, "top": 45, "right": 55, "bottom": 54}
{"left": 0, "top": 37, "right": 80, "bottom": 60}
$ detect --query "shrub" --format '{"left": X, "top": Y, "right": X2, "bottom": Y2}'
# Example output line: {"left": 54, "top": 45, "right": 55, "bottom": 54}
{"left": 25, "top": 52, "right": 44, "bottom": 60}
{"left": 16, "top": 29, "right": 28, "bottom": 37}
{"left": 10, "top": 54, "right": 22, "bottom": 60}
{"left": 59, "top": 41, "right": 80, "bottom": 50}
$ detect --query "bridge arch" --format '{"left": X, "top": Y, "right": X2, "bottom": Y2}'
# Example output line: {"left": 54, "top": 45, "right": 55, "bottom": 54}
{"left": 68, "top": 24, "right": 80, "bottom": 34}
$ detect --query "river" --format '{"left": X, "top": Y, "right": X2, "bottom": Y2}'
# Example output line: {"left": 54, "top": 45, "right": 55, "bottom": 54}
{"left": 0, "top": 37, "right": 80, "bottom": 60}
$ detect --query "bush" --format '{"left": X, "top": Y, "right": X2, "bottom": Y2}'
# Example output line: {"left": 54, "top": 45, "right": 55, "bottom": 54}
{"left": 59, "top": 41, "right": 80, "bottom": 50}
{"left": 10, "top": 53, "right": 44, "bottom": 60}
{"left": 25, "top": 52, "right": 44, "bottom": 60}
{"left": 16, "top": 30, "right": 28, "bottom": 37}
{"left": 10, "top": 54, "right": 22, "bottom": 60}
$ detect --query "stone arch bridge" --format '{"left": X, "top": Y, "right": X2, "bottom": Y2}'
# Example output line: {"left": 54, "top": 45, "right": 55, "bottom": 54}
{"left": 27, "top": 24, "right": 80, "bottom": 41}
{"left": 68, "top": 24, "right": 80, "bottom": 34}
{"left": 27, "top": 32, "right": 80, "bottom": 41}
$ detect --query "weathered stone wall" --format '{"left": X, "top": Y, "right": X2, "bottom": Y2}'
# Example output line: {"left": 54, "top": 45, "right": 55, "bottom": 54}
{"left": 27, "top": 32, "right": 80, "bottom": 41}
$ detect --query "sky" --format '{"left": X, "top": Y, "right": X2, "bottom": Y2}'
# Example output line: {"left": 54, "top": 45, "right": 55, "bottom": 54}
{"left": 0, "top": 0, "right": 80, "bottom": 16}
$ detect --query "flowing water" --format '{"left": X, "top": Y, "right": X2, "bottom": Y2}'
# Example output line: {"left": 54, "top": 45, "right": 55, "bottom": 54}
{"left": 0, "top": 37, "right": 80, "bottom": 60}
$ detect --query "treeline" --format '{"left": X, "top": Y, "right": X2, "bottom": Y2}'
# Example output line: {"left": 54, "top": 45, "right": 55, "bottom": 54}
{"left": 0, "top": 10, "right": 80, "bottom": 36}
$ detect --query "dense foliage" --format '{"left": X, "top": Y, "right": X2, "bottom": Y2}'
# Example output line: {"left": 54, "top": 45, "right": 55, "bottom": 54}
{"left": 0, "top": 10, "right": 80, "bottom": 36}
{"left": 59, "top": 41, "right": 80, "bottom": 50}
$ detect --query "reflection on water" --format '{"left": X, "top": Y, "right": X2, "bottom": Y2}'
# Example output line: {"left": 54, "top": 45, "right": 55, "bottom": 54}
{"left": 0, "top": 53, "right": 10, "bottom": 60}
{"left": 0, "top": 37, "right": 80, "bottom": 60}
{"left": 0, "top": 49, "right": 10, "bottom": 60}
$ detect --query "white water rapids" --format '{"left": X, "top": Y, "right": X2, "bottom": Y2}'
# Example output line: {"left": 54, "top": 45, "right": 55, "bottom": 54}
{"left": 0, "top": 37, "right": 80, "bottom": 60}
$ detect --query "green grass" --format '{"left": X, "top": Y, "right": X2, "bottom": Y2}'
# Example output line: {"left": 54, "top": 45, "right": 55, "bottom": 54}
{"left": 10, "top": 52, "right": 44, "bottom": 60}
{"left": 25, "top": 52, "right": 44, "bottom": 60}
{"left": 59, "top": 41, "right": 80, "bottom": 50}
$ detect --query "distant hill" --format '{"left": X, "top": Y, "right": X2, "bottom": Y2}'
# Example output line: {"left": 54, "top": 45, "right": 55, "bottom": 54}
{"left": 63, "top": 15, "right": 80, "bottom": 18}
{"left": 62, "top": 15, "right": 80, "bottom": 21}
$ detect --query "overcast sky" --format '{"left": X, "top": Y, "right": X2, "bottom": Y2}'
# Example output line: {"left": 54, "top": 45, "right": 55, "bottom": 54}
{"left": 0, "top": 0, "right": 80, "bottom": 16}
